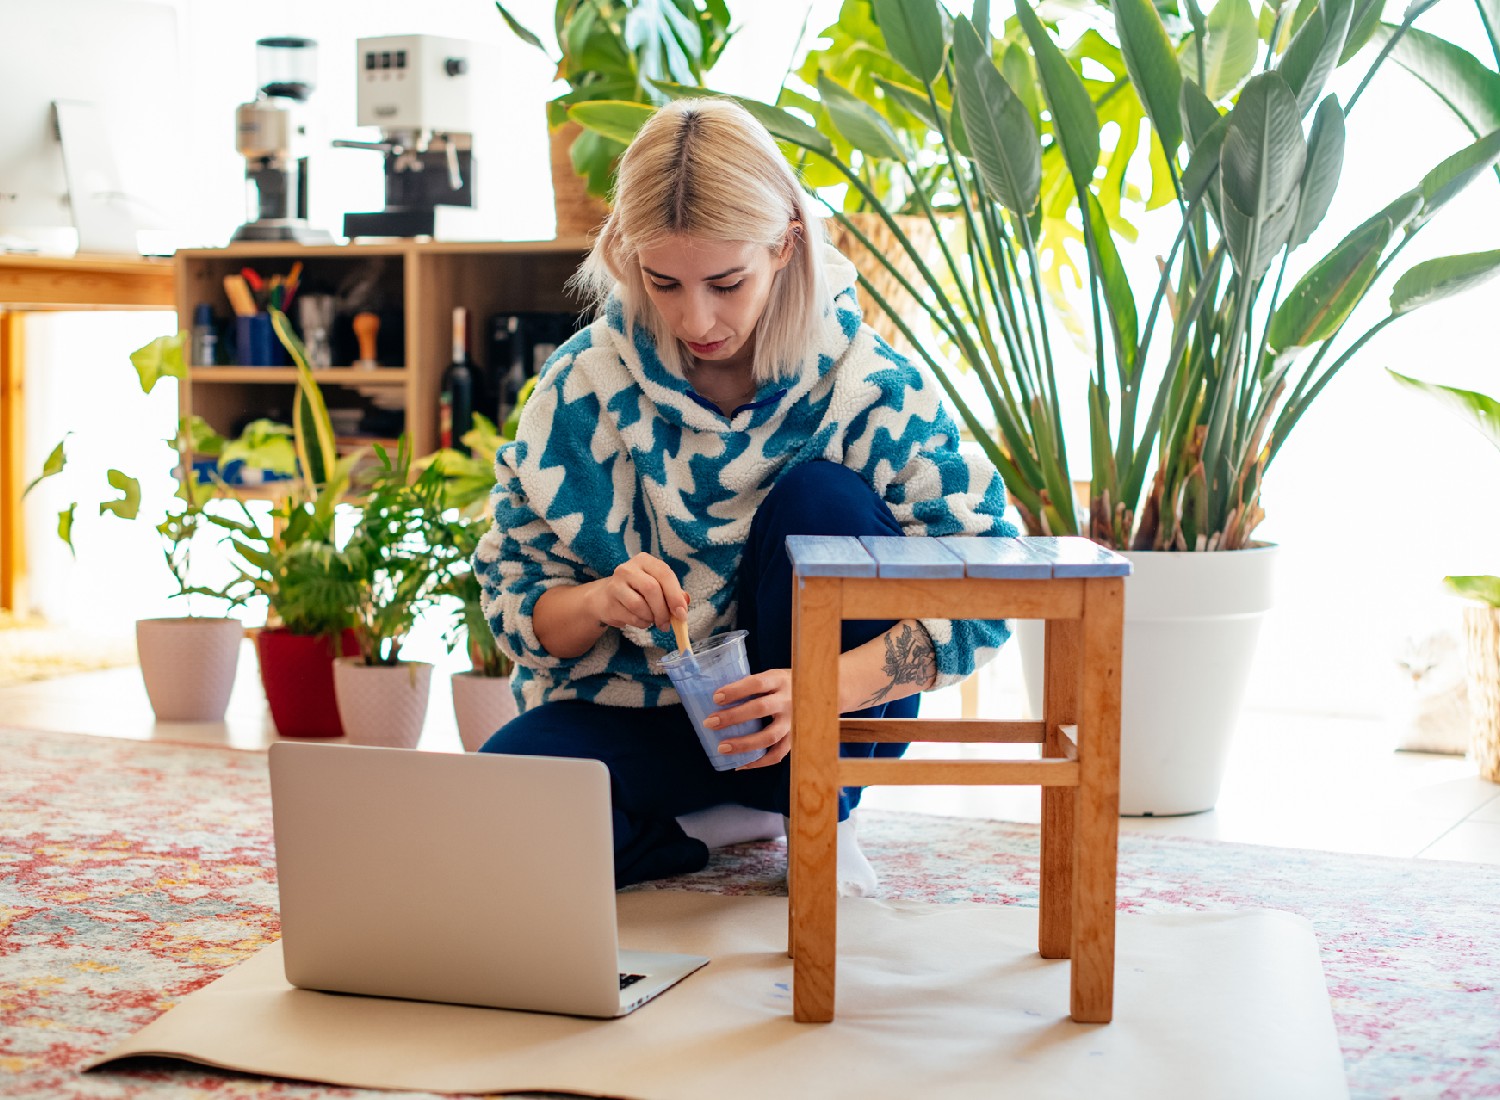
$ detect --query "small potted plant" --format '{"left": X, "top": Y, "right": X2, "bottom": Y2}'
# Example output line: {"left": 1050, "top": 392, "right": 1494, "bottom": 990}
{"left": 495, "top": 0, "right": 734, "bottom": 234}
{"left": 426, "top": 414, "right": 518, "bottom": 751}
{"left": 209, "top": 312, "right": 366, "bottom": 738}
{"left": 441, "top": 514, "right": 517, "bottom": 751}
{"left": 322, "top": 440, "right": 463, "bottom": 748}
{"left": 24, "top": 332, "right": 243, "bottom": 721}
{"left": 214, "top": 482, "right": 363, "bottom": 739}
{"left": 1390, "top": 368, "right": 1500, "bottom": 781}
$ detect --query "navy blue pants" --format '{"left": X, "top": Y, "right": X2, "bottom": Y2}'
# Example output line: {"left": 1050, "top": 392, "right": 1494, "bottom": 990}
{"left": 481, "top": 462, "right": 915, "bottom": 887}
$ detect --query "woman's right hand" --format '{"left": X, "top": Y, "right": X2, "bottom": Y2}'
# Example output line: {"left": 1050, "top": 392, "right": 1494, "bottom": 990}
{"left": 589, "top": 552, "right": 689, "bottom": 632}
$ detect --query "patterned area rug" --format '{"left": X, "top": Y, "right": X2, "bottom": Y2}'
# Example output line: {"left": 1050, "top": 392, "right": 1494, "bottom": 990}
{"left": 2, "top": 729, "right": 1498, "bottom": 1100}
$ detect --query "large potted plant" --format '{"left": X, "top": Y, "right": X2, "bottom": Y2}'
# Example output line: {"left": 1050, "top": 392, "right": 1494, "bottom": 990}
{"left": 24, "top": 333, "right": 248, "bottom": 722}
{"left": 319, "top": 440, "right": 461, "bottom": 749}
{"left": 425, "top": 414, "right": 518, "bottom": 752}
{"left": 1390, "top": 369, "right": 1500, "bottom": 781}
{"left": 611, "top": 0, "right": 1500, "bottom": 812}
{"left": 208, "top": 312, "right": 367, "bottom": 739}
{"left": 495, "top": 0, "right": 734, "bottom": 235}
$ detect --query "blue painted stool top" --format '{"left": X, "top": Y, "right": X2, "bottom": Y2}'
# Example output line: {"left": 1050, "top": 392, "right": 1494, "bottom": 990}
{"left": 1022, "top": 536, "right": 1132, "bottom": 577}
{"left": 781, "top": 535, "right": 878, "bottom": 577}
{"left": 785, "top": 535, "right": 1131, "bottom": 579}
{"left": 856, "top": 536, "right": 966, "bottom": 578}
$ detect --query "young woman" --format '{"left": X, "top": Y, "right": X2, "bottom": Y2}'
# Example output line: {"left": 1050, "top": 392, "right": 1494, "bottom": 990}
{"left": 475, "top": 97, "right": 1015, "bottom": 892}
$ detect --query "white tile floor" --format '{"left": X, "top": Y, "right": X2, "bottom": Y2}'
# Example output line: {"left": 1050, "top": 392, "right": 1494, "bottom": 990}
{"left": 3, "top": 640, "right": 1497, "bottom": 865}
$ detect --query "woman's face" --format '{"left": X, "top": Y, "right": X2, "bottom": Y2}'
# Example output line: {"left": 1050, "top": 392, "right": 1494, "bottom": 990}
{"left": 636, "top": 234, "right": 792, "bottom": 371}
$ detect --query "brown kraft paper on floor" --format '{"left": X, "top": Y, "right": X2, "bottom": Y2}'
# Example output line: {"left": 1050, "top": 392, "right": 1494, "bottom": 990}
{"left": 86, "top": 892, "right": 1347, "bottom": 1100}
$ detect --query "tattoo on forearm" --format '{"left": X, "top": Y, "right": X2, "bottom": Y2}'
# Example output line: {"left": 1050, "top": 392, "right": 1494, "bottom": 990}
{"left": 860, "top": 621, "right": 936, "bottom": 708}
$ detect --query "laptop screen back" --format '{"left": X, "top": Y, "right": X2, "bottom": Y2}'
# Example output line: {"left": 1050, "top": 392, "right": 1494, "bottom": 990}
{"left": 270, "top": 744, "right": 624, "bottom": 1016}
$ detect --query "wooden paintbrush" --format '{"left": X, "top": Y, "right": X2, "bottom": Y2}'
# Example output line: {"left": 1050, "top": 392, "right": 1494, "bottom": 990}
{"left": 671, "top": 617, "right": 697, "bottom": 668}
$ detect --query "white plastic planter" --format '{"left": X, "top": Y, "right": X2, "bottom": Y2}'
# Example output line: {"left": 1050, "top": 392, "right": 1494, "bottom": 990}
{"left": 450, "top": 670, "right": 519, "bottom": 753}
{"left": 135, "top": 617, "right": 243, "bottom": 722}
{"left": 1019, "top": 544, "right": 1278, "bottom": 816}
{"left": 333, "top": 658, "right": 433, "bottom": 749}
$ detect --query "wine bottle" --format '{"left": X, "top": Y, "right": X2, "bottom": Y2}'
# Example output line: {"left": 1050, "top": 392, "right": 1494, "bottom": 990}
{"left": 440, "top": 306, "right": 475, "bottom": 453}
{"left": 492, "top": 313, "right": 524, "bottom": 426}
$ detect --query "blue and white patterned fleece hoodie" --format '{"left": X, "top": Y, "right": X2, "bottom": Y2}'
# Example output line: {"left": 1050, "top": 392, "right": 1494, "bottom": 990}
{"left": 475, "top": 246, "right": 1018, "bottom": 712}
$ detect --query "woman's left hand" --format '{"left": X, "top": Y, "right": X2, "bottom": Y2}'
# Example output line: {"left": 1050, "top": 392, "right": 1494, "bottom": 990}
{"left": 704, "top": 668, "right": 793, "bottom": 770}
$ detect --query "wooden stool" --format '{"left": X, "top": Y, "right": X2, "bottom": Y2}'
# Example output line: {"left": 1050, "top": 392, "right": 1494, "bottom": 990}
{"left": 785, "top": 534, "right": 1130, "bottom": 1024}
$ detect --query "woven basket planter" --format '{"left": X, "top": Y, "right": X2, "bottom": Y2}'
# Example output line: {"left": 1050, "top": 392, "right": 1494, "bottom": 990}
{"left": 827, "top": 212, "right": 944, "bottom": 353}
{"left": 550, "top": 120, "right": 610, "bottom": 241}
{"left": 1463, "top": 603, "right": 1500, "bottom": 782}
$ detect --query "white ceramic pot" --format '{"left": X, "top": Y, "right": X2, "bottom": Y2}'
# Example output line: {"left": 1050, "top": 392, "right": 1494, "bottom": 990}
{"left": 1019, "top": 544, "right": 1279, "bottom": 816}
{"left": 451, "top": 670, "right": 520, "bottom": 753}
{"left": 135, "top": 616, "right": 243, "bottom": 722}
{"left": 332, "top": 658, "right": 433, "bottom": 749}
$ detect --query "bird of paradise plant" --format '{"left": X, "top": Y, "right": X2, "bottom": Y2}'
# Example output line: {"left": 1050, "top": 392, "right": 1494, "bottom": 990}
{"left": 576, "top": 0, "right": 1500, "bottom": 550}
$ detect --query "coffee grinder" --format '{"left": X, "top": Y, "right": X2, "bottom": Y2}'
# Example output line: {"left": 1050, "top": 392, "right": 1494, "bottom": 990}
{"left": 230, "top": 36, "right": 333, "bottom": 244}
{"left": 335, "top": 35, "right": 477, "bottom": 238}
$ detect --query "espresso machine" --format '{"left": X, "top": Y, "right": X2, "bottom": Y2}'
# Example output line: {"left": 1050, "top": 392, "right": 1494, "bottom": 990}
{"left": 335, "top": 35, "right": 477, "bottom": 238}
{"left": 231, "top": 36, "right": 333, "bottom": 243}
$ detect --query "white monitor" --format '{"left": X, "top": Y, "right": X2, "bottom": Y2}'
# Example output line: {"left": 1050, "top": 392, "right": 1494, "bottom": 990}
{"left": 0, "top": 0, "right": 184, "bottom": 254}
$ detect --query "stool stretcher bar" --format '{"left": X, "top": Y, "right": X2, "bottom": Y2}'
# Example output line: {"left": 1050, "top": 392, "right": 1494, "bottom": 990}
{"left": 838, "top": 757, "right": 1082, "bottom": 787}
{"left": 838, "top": 718, "right": 1047, "bottom": 743}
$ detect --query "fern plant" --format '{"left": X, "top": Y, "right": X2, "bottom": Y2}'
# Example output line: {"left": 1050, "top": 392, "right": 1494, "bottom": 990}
{"left": 328, "top": 440, "right": 463, "bottom": 667}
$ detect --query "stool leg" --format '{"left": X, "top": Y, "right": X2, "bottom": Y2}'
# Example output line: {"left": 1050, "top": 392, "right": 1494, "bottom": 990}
{"left": 787, "top": 575, "right": 800, "bottom": 962}
{"left": 790, "top": 573, "right": 842, "bottom": 1023}
{"left": 1071, "top": 577, "right": 1124, "bottom": 1023}
{"left": 1040, "top": 617, "right": 1081, "bottom": 959}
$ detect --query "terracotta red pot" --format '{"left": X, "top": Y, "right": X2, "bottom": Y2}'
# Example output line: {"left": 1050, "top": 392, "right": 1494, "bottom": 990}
{"left": 256, "top": 628, "right": 360, "bottom": 738}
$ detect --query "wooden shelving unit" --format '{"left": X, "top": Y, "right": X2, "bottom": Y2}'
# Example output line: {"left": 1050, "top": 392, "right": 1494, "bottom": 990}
{"left": 187, "top": 367, "right": 411, "bottom": 384}
{"left": 174, "top": 239, "right": 591, "bottom": 470}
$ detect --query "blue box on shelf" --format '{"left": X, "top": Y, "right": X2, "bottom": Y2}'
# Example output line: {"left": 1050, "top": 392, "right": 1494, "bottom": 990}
{"left": 234, "top": 313, "right": 288, "bottom": 367}
{"left": 190, "top": 458, "right": 295, "bottom": 488}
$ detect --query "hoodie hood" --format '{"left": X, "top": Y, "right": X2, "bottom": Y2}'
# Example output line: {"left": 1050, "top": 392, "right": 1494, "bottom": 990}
{"left": 596, "top": 243, "right": 864, "bottom": 436}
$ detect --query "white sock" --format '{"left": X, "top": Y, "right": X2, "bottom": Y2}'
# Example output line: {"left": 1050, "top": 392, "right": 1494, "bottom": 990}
{"left": 781, "top": 811, "right": 881, "bottom": 898}
{"left": 675, "top": 804, "right": 785, "bottom": 849}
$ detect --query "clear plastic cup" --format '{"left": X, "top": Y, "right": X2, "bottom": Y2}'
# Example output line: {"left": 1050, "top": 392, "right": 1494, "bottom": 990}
{"left": 659, "top": 630, "right": 768, "bottom": 771}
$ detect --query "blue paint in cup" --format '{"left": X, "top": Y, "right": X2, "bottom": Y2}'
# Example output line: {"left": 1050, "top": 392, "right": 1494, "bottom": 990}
{"left": 660, "top": 630, "right": 768, "bottom": 771}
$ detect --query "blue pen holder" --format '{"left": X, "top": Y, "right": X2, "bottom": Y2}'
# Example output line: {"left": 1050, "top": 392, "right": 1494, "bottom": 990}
{"left": 235, "top": 313, "right": 287, "bottom": 366}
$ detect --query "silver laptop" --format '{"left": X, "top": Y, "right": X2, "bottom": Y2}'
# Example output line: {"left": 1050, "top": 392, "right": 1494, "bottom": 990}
{"left": 268, "top": 742, "right": 708, "bottom": 1018}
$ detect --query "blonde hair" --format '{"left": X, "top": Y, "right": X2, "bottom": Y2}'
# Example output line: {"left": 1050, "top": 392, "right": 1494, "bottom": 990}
{"left": 571, "top": 97, "right": 828, "bottom": 384}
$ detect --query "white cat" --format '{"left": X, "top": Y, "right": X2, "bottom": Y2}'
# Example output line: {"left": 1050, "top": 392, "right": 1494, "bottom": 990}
{"left": 1391, "top": 630, "right": 1472, "bottom": 755}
